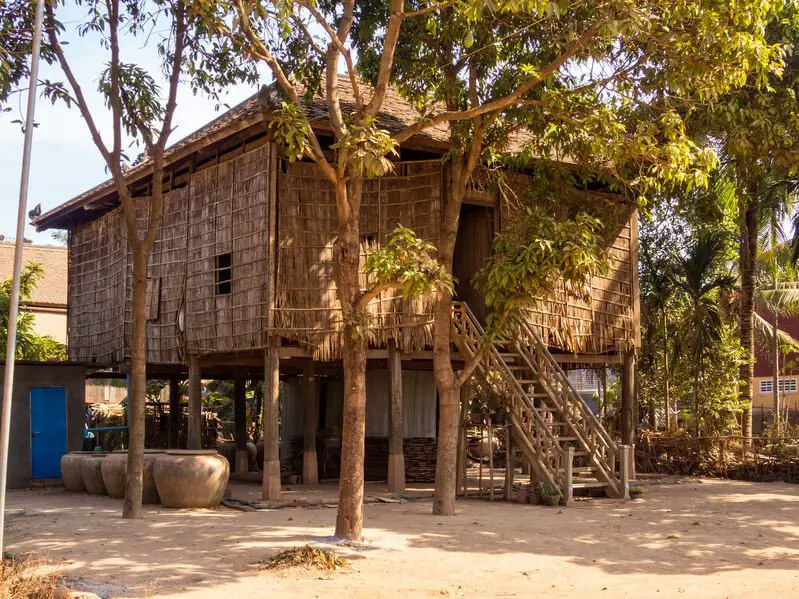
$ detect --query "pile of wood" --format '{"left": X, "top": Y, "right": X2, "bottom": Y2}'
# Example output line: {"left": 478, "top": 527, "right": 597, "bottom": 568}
{"left": 362, "top": 438, "right": 437, "bottom": 482}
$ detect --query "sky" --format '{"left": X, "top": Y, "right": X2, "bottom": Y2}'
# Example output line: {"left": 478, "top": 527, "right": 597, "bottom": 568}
{"left": 0, "top": 4, "right": 266, "bottom": 245}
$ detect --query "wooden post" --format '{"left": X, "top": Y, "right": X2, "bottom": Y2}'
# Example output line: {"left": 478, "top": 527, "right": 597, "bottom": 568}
{"left": 457, "top": 385, "right": 468, "bottom": 497}
{"left": 619, "top": 444, "right": 631, "bottom": 500}
{"left": 302, "top": 359, "right": 318, "bottom": 485}
{"left": 621, "top": 350, "right": 636, "bottom": 447}
{"left": 263, "top": 341, "right": 281, "bottom": 500}
{"left": 187, "top": 355, "right": 202, "bottom": 449}
{"left": 168, "top": 376, "right": 180, "bottom": 449}
{"left": 234, "top": 372, "right": 249, "bottom": 473}
{"left": 478, "top": 422, "right": 484, "bottom": 495}
{"left": 262, "top": 140, "right": 281, "bottom": 500}
{"left": 387, "top": 340, "right": 405, "bottom": 493}
{"left": 561, "top": 446, "right": 574, "bottom": 506}
{"left": 504, "top": 424, "right": 514, "bottom": 500}
{"left": 488, "top": 418, "right": 494, "bottom": 501}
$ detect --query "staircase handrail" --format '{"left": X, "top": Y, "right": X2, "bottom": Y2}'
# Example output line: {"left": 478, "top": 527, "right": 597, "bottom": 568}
{"left": 516, "top": 317, "right": 619, "bottom": 459}
{"left": 452, "top": 301, "right": 564, "bottom": 491}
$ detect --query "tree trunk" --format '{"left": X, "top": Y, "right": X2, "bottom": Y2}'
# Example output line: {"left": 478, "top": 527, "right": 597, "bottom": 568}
{"left": 773, "top": 307, "right": 780, "bottom": 430}
{"left": 663, "top": 311, "right": 671, "bottom": 431}
{"left": 432, "top": 166, "right": 464, "bottom": 516}
{"left": 739, "top": 198, "right": 758, "bottom": 438}
{"left": 123, "top": 246, "right": 147, "bottom": 519}
{"left": 334, "top": 180, "right": 368, "bottom": 540}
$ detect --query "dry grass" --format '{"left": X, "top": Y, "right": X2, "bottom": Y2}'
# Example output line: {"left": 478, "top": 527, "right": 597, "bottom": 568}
{"left": 260, "top": 545, "right": 349, "bottom": 572}
{"left": 0, "top": 555, "right": 61, "bottom": 599}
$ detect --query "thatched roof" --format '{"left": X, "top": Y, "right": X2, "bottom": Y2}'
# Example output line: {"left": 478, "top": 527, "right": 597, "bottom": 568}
{"left": 33, "top": 77, "right": 456, "bottom": 231}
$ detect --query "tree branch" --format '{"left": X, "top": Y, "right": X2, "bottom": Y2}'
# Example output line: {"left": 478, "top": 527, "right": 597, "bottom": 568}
{"left": 404, "top": 0, "right": 456, "bottom": 18}
{"left": 356, "top": 282, "right": 405, "bottom": 313}
{"left": 230, "top": 0, "right": 337, "bottom": 183}
{"left": 296, "top": 0, "right": 363, "bottom": 111}
{"left": 392, "top": 19, "right": 605, "bottom": 144}
{"left": 364, "top": 0, "right": 405, "bottom": 118}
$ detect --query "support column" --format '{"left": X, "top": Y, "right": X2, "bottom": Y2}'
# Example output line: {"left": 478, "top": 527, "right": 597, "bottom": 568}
{"left": 302, "top": 359, "right": 318, "bottom": 485}
{"left": 187, "top": 356, "right": 202, "bottom": 450}
{"left": 387, "top": 340, "right": 405, "bottom": 493}
{"left": 619, "top": 444, "right": 631, "bottom": 500}
{"left": 621, "top": 350, "right": 636, "bottom": 447}
{"left": 262, "top": 342, "right": 281, "bottom": 500}
{"left": 504, "top": 424, "right": 514, "bottom": 500}
{"left": 234, "top": 372, "right": 248, "bottom": 474}
{"left": 456, "top": 385, "right": 468, "bottom": 496}
{"left": 168, "top": 376, "right": 180, "bottom": 449}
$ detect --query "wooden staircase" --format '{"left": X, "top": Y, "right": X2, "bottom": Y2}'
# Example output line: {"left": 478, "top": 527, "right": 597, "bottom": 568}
{"left": 451, "top": 301, "right": 628, "bottom": 502}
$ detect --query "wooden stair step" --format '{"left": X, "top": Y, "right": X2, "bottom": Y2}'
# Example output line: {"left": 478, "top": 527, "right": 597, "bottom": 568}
{"left": 559, "top": 466, "right": 598, "bottom": 474}
{"left": 572, "top": 481, "right": 610, "bottom": 489}
{"left": 555, "top": 436, "right": 578, "bottom": 442}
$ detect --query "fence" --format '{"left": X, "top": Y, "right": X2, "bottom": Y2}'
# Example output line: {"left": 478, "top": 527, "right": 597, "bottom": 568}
{"left": 752, "top": 406, "right": 799, "bottom": 435}
{"left": 636, "top": 433, "right": 799, "bottom": 484}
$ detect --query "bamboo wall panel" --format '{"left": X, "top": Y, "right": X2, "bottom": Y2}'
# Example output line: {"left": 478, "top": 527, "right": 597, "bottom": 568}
{"left": 68, "top": 209, "right": 127, "bottom": 364}
{"left": 121, "top": 189, "right": 189, "bottom": 364}
{"left": 274, "top": 160, "right": 441, "bottom": 360}
{"left": 185, "top": 145, "right": 271, "bottom": 354}
{"left": 499, "top": 172, "right": 636, "bottom": 355}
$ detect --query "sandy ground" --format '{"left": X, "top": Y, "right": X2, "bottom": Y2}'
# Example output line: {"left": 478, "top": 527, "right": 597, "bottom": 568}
{"left": 5, "top": 477, "right": 799, "bottom": 598}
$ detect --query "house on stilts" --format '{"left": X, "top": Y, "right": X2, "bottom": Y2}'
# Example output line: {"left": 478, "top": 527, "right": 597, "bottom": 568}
{"left": 33, "top": 79, "right": 639, "bottom": 503}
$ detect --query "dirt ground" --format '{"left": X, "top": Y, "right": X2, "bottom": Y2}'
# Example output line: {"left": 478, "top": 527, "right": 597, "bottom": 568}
{"left": 6, "top": 477, "right": 799, "bottom": 598}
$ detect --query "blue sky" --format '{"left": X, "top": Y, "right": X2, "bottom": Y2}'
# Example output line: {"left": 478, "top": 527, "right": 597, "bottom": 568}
{"left": 0, "top": 4, "right": 265, "bottom": 245}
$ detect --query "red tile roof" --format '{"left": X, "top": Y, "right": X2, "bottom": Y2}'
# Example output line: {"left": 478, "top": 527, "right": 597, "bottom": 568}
{"left": 0, "top": 243, "right": 68, "bottom": 308}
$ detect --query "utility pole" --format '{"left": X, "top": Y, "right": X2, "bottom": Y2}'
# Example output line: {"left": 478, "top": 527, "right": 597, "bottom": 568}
{"left": 0, "top": 0, "right": 46, "bottom": 555}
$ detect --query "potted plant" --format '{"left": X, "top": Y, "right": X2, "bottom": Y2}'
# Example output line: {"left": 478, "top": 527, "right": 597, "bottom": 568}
{"left": 629, "top": 486, "right": 645, "bottom": 500}
{"left": 538, "top": 481, "right": 561, "bottom": 506}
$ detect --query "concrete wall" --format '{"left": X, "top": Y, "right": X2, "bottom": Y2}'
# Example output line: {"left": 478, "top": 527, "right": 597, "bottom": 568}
{"left": 30, "top": 308, "right": 67, "bottom": 343}
{"left": 0, "top": 363, "right": 85, "bottom": 488}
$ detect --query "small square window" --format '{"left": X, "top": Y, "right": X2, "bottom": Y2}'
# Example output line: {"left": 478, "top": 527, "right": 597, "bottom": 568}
{"left": 760, "top": 380, "right": 773, "bottom": 393}
{"left": 216, "top": 253, "right": 231, "bottom": 295}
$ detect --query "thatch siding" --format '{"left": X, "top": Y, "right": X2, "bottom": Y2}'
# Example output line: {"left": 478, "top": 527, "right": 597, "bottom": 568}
{"left": 185, "top": 144, "right": 272, "bottom": 355}
{"left": 499, "top": 172, "right": 637, "bottom": 354}
{"left": 124, "top": 189, "right": 190, "bottom": 365}
{"left": 274, "top": 160, "right": 441, "bottom": 360}
{"left": 66, "top": 153, "right": 636, "bottom": 365}
{"left": 68, "top": 209, "right": 127, "bottom": 364}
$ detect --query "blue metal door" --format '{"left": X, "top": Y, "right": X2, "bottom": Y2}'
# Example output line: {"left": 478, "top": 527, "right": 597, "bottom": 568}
{"left": 30, "top": 387, "right": 67, "bottom": 479}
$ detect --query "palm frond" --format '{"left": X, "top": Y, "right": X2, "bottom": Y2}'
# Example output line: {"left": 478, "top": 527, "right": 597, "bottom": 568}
{"left": 754, "top": 310, "right": 799, "bottom": 354}
{"left": 758, "top": 283, "right": 799, "bottom": 315}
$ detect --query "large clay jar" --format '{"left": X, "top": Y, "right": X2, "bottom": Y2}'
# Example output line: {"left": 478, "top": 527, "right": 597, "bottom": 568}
{"left": 142, "top": 450, "right": 165, "bottom": 504}
{"left": 101, "top": 451, "right": 128, "bottom": 498}
{"left": 153, "top": 450, "right": 229, "bottom": 508}
{"left": 81, "top": 453, "right": 109, "bottom": 495}
{"left": 216, "top": 442, "right": 235, "bottom": 467}
{"left": 246, "top": 442, "right": 258, "bottom": 471}
{"left": 61, "top": 452, "right": 91, "bottom": 492}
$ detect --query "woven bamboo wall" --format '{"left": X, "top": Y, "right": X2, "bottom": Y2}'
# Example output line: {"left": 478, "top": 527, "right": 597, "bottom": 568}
{"left": 185, "top": 144, "right": 271, "bottom": 354}
{"left": 68, "top": 209, "right": 127, "bottom": 364}
{"left": 274, "top": 160, "right": 441, "bottom": 360}
{"left": 120, "top": 188, "right": 189, "bottom": 364}
{"left": 498, "top": 172, "right": 636, "bottom": 355}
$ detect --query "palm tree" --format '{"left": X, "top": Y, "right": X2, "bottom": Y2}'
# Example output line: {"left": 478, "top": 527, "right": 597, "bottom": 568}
{"left": 672, "top": 233, "right": 736, "bottom": 435}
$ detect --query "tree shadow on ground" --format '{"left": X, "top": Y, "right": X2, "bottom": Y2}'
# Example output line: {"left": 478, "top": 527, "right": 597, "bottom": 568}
{"left": 5, "top": 478, "right": 799, "bottom": 597}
